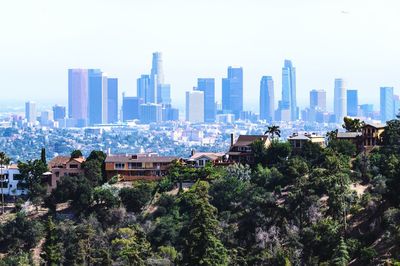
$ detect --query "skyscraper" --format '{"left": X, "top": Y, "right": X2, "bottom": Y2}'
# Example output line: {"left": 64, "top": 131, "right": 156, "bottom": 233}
{"left": 139, "top": 103, "right": 163, "bottom": 124}
{"left": 360, "top": 104, "right": 374, "bottom": 118}
{"left": 347, "top": 90, "right": 358, "bottom": 117}
{"left": 282, "top": 60, "right": 297, "bottom": 120}
{"left": 149, "top": 52, "right": 164, "bottom": 103}
{"left": 394, "top": 95, "right": 400, "bottom": 118}
{"left": 107, "top": 78, "right": 118, "bottom": 123}
{"left": 197, "top": 78, "right": 216, "bottom": 122}
{"left": 157, "top": 84, "right": 171, "bottom": 105}
{"left": 122, "top": 95, "right": 143, "bottom": 122}
{"left": 309, "top": 89, "right": 326, "bottom": 111}
{"left": 53, "top": 105, "right": 66, "bottom": 120}
{"left": 186, "top": 90, "right": 204, "bottom": 123}
{"left": 380, "top": 87, "right": 394, "bottom": 122}
{"left": 259, "top": 76, "right": 274, "bottom": 121}
{"left": 25, "top": 101, "right": 37, "bottom": 123}
{"left": 88, "top": 69, "right": 106, "bottom": 125}
{"left": 334, "top": 79, "right": 347, "bottom": 123}
{"left": 222, "top": 67, "right": 243, "bottom": 119}
{"left": 68, "top": 69, "right": 88, "bottom": 123}
{"left": 137, "top": 74, "right": 150, "bottom": 103}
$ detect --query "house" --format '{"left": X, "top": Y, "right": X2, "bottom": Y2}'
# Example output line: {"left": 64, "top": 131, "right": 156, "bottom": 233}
{"left": 105, "top": 153, "right": 179, "bottom": 181}
{"left": 362, "top": 123, "right": 385, "bottom": 148}
{"left": 288, "top": 133, "right": 325, "bottom": 150}
{"left": 227, "top": 134, "right": 271, "bottom": 165}
{"left": 187, "top": 152, "right": 226, "bottom": 167}
{"left": 336, "top": 131, "right": 363, "bottom": 150}
{"left": 47, "top": 156, "right": 85, "bottom": 190}
{"left": 0, "top": 164, "right": 28, "bottom": 196}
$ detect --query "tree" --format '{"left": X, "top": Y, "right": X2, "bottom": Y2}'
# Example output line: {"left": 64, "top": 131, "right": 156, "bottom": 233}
{"left": 181, "top": 181, "right": 228, "bottom": 266}
{"left": 326, "top": 129, "right": 338, "bottom": 142}
{"left": 70, "top": 150, "right": 83, "bottom": 159}
{"left": 264, "top": 125, "right": 281, "bottom": 139}
{"left": 119, "top": 181, "right": 155, "bottom": 213}
{"left": 83, "top": 150, "right": 107, "bottom": 186}
{"left": 265, "top": 140, "right": 292, "bottom": 166}
{"left": 327, "top": 139, "right": 357, "bottom": 157}
{"left": 342, "top": 117, "right": 364, "bottom": 132}
{"left": 41, "top": 217, "right": 63, "bottom": 265}
{"left": 332, "top": 237, "right": 350, "bottom": 266}
{"left": 40, "top": 148, "right": 46, "bottom": 164}
{"left": 0, "top": 152, "right": 10, "bottom": 214}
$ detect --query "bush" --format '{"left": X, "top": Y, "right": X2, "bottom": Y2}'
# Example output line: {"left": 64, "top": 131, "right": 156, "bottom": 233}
{"left": 359, "top": 247, "right": 377, "bottom": 264}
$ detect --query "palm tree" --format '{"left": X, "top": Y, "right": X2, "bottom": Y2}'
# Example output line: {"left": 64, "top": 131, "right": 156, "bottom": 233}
{"left": 264, "top": 125, "right": 281, "bottom": 139}
{"left": 0, "top": 152, "right": 10, "bottom": 214}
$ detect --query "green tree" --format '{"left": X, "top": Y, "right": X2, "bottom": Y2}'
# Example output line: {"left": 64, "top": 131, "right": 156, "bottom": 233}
{"left": 181, "top": 181, "right": 228, "bottom": 266}
{"left": 0, "top": 152, "right": 10, "bottom": 214}
{"left": 83, "top": 150, "right": 107, "bottom": 186}
{"left": 40, "top": 148, "right": 46, "bottom": 164}
{"left": 332, "top": 237, "right": 350, "bottom": 266}
{"left": 119, "top": 181, "right": 155, "bottom": 213}
{"left": 41, "top": 217, "right": 63, "bottom": 265}
{"left": 265, "top": 140, "right": 292, "bottom": 166}
{"left": 264, "top": 125, "right": 281, "bottom": 139}
{"left": 70, "top": 149, "right": 83, "bottom": 158}
{"left": 342, "top": 117, "right": 364, "bottom": 132}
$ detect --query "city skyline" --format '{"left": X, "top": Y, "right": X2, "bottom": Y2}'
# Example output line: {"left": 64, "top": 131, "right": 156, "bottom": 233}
{"left": 1, "top": 0, "right": 400, "bottom": 112}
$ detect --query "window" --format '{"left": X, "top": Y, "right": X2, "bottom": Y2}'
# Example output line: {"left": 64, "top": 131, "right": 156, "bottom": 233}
{"left": 69, "top": 164, "right": 78, "bottom": 169}
{"left": 115, "top": 163, "right": 125, "bottom": 170}
{"left": 128, "top": 162, "right": 141, "bottom": 169}
{"left": 13, "top": 174, "right": 22, "bottom": 180}
{"left": 296, "top": 141, "right": 301, "bottom": 148}
{"left": 0, "top": 181, "right": 9, "bottom": 188}
{"left": 55, "top": 172, "right": 60, "bottom": 177}
{"left": 198, "top": 160, "right": 204, "bottom": 166}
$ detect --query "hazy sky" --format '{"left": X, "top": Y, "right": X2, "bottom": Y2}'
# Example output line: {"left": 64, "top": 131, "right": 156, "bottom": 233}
{"left": 1, "top": 0, "right": 400, "bottom": 112}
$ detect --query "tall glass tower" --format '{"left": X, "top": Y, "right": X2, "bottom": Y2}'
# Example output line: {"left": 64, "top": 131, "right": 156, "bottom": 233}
{"left": 334, "top": 78, "right": 347, "bottom": 123}
{"left": 347, "top": 89, "right": 358, "bottom": 117}
{"left": 150, "top": 52, "right": 164, "bottom": 103}
{"left": 380, "top": 87, "right": 394, "bottom": 122}
{"left": 260, "top": 76, "right": 274, "bottom": 122}
{"left": 107, "top": 78, "right": 118, "bottom": 123}
{"left": 68, "top": 69, "right": 88, "bottom": 124}
{"left": 197, "top": 78, "right": 215, "bottom": 122}
{"left": 222, "top": 67, "right": 243, "bottom": 119}
{"left": 88, "top": 69, "right": 105, "bottom": 125}
{"left": 282, "top": 60, "right": 297, "bottom": 120}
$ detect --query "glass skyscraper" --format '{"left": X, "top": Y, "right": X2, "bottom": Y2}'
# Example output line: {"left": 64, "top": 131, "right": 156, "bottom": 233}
{"left": 68, "top": 69, "right": 88, "bottom": 124}
{"left": 137, "top": 74, "right": 150, "bottom": 103}
{"left": 122, "top": 96, "right": 143, "bottom": 122}
{"left": 310, "top": 89, "right": 326, "bottom": 111}
{"left": 149, "top": 52, "right": 164, "bottom": 103}
{"left": 380, "top": 87, "right": 394, "bottom": 122}
{"left": 282, "top": 60, "right": 297, "bottom": 120}
{"left": 157, "top": 84, "right": 171, "bottom": 105}
{"left": 107, "top": 78, "right": 118, "bottom": 123}
{"left": 222, "top": 67, "right": 243, "bottom": 119}
{"left": 197, "top": 78, "right": 215, "bottom": 122}
{"left": 259, "top": 76, "right": 274, "bottom": 122}
{"left": 347, "top": 89, "right": 358, "bottom": 117}
{"left": 334, "top": 78, "right": 347, "bottom": 123}
{"left": 88, "top": 69, "right": 105, "bottom": 125}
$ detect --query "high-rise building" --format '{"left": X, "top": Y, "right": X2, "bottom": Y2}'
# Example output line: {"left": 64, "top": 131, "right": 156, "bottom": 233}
{"left": 139, "top": 103, "right": 163, "bottom": 124}
{"left": 149, "top": 52, "right": 164, "bottom": 103}
{"left": 347, "top": 89, "right": 358, "bottom": 117}
{"left": 25, "top": 101, "right": 37, "bottom": 123}
{"left": 360, "top": 104, "right": 374, "bottom": 118}
{"left": 186, "top": 90, "right": 204, "bottom": 123}
{"left": 52, "top": 105, "right": 66, "bottom": 120}
{"left": 197, "top": 78, "right": 216, "bottom": 122}
{"left": 334, "top": 79, "right": 347, "bottom": 123}
{"left": 162, "top": 105, "right": 179, "bottom": 121}
{"left": 310, "top": 89, "right": 326, "bottom": 111}
{"left": 40, "top": 110, "right": 54, "bottom": 126}
{"left": 107, "top": 78, "right": 118, "bottom": 123}
{"left": 137, "top": 75, "right": 151, "bottom": 103}
{"left": 122, "top": 96, "right": 143, "bottom": 122}
{"left": 68, "top": 69, "right": 88, "bottom": 124}
{"left": 282, "top": 60, "right": 298, "bottom": 120}
{"left": 222, "top": 67, "right": 243, "bottom": 119}
{"left": 259, "top": 76, "right": 274, "bottom": 122}
{"left": 393, "top": 95, "right": 400, "bottom": 118}
{"left": 380, "top": 87, "right": 394, "bottom": 122}
{"left": 88, "top": 69, "right": 106, "bottom": 125}
{"left": 157, "top": 84, "right": 171, "bottom": 105}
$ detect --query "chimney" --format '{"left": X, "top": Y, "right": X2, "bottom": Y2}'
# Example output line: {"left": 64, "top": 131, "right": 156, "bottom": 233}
{"left": 230, "top": 133, "right": 234, "bottom": 147}
{"left": 191, "top": 149, "right": 196, "bottom": 156}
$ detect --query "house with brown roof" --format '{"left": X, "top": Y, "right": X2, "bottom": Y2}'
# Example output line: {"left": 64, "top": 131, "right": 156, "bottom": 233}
{"left": 47, "top": 156, "right": 85, "bottom": 190}
{"left": 227, "top": 134, "right": 271, "bottom": 165}
{"left": 187, "top": 152, "right": 226, "bottom": 167}
{"left": 105, "top": 154, "right": 179, "bottom": 181}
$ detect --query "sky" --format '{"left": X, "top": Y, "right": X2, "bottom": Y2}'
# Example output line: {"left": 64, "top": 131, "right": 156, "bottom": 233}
{"left": 0, "top": 0, "right": 400, "bottom": 112}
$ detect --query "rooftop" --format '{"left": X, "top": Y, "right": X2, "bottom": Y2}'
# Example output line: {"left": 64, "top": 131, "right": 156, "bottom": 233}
{"left": 105, "top": 154, "right": 179, "bottom": 163}
{"left": 232, "top": 135, "right": 269, "bottom": 147}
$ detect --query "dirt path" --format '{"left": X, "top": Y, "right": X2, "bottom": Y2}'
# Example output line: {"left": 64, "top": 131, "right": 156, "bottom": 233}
{"left": 31, "top": 238, "right": 45, "bottom": 266}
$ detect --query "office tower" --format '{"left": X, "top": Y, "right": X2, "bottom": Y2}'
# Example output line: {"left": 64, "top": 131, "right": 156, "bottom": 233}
{"left": 25, "top": 101, "right": 37, "bottom": 123}
{"left": 282, "top": 60, "right": 298, "bottom": 120}
{"left": 137, "top": 74, "right": 151, "bottom": 103}
{"left": 394, "top": 95, "right": 400, "bottom": 118}
{"left": 157, "top": 84, "right": 171, "bottom": 105}
{"left": 186, "top": 90, "right": 204, "bottom": 123}
{"left": 52, "top": 105, "right": 66, "bottom": 120}
{"left": 347, "top": 89, "right": 358, "bottom": 117}
{"left": 310, "top": 89, "right": 326, "bottom": 111}
{"left": 139, "top": 103, "right": 162, "bottom": 123}
{"left": 107, "top": 78, "right": 118, "bottom": 123}
{"left": 88, "top": 69, "right": 106, "bottom": 125}
{"left": 40, "top": 110, "right": 54, "bottom": 126}
{"left": 197, "top": 78, "right": 216, "bottom": 122}
{"left": 275, "top": 101, "right": 291, "bottom": 122}
{"left": 148, "top": 52, "right": 164, "bottom": 103}
{"left": 68, "top": 69, "right": 88, "bottom": 123}
{"left": 360, "top": 104, "right": 374, "bottom": 118}
{"left": 122, "top": 96, "right": 143, "bottom": 122}
{"left": 162, "top": 105, "right": 179, "bottom": 121}
{"left": 334, "top": 78, "right": 347, "bottom": 123}
{"left": 380, "top": 87, "right": 394, "bottom": 122}
{"left": 222, "top": 67, "right": 243, "bottom": 119}
{"left": 259, "top": 76, "right": 275, "bottom": 122}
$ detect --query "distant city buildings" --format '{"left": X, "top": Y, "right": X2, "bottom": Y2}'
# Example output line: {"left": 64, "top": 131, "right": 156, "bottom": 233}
{"left": 139, "top": 103, "right": 162, "bottom": 124}
{"left": 197, "top": 78, "right": 216, "bottom": 122}
{"left": 259, "top": 76, "right": 274, "bottom": 122}
{"left": 186, "top": 90, "right": 204, "bottom": 123}
{"left": 25, "top": 101, "right": 37, "bottom": 123}
{"left": 107, "top": 78, "right": 118, "bottom": 123}
{"left": 53, "top": 105, "right": 66, "bottom": 120}
{"left": 137, "top": 74, "right": 151, "bottom": 103}
{"left": 68, "top": 69, "right": 88, "bottom": 126}
{"left": 310, "top": 89, "right": 326, "bottom": 111}
{"left": 281, "top": 60, "right": 298, "bottom": 121}
{"left": 347, "top": 89, "right": 358, "bottom": 117}
{"left": 380, "top": 87, "right": 394, "bottom": 122}
{"left": 122, "top": 96, "right": 142, "bottom": 122}
{"left": 222, "top": 67, "right": 243, "bottom": 119}
{"left": 334, "top": 78, "right": 347, "bottom": 123}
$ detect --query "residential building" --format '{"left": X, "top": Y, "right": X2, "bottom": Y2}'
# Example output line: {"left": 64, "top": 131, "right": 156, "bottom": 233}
{"left": 139, "top": 103, "right": 162, "bottom": 124}
{"left": 362, "top": 123, "right": 385, "bottom": 148}
{"left": 186, "top": 90, "right": 204, "bottom": 123}
{"left": 25, "top": 101, "right": 37, "bottom": 123}
{"left": 222, "top": 67, "right": 243, "bottom": 119}
{"left": 347, "top": 89, "right": 358, "bottom": 117}
{"left": 0, "top": 164, "right": 27, "bottom": 196}
{"left": 380, "top": 87, "right": 394, "bottom": 122}
{"left": 105, "top": 154, "right": 179, "bottom": 181}
{"left": 47, "top": 156, "right": 85, "bottom": 191}
{"left": 68, "top": 69, "right": 88, "bottom": 125}
{"left": 227, "top": 134, "right": 271, "bottom": 165}
{"left": 122, "top": 96, "right": 143, "bottom": 122}
{"left": 282, "top": 60, "right": 298, "bottom": 120}
{"left": 107, "top": 78, "right": 118, "bottom": 123}
{"left": 334, "top": 78, "right": 347, "bottom": 123}
{"left": 287, "top": 133, "right": 325, "bottom": 150}
{"left": 260, "top": 76, "right": 274, "bottom": 121}
{"left": 187, "top": 152, "right": 226, "bottom": 167}
{"left": 197, "top": 78, "right": 216, "bottom": 122}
